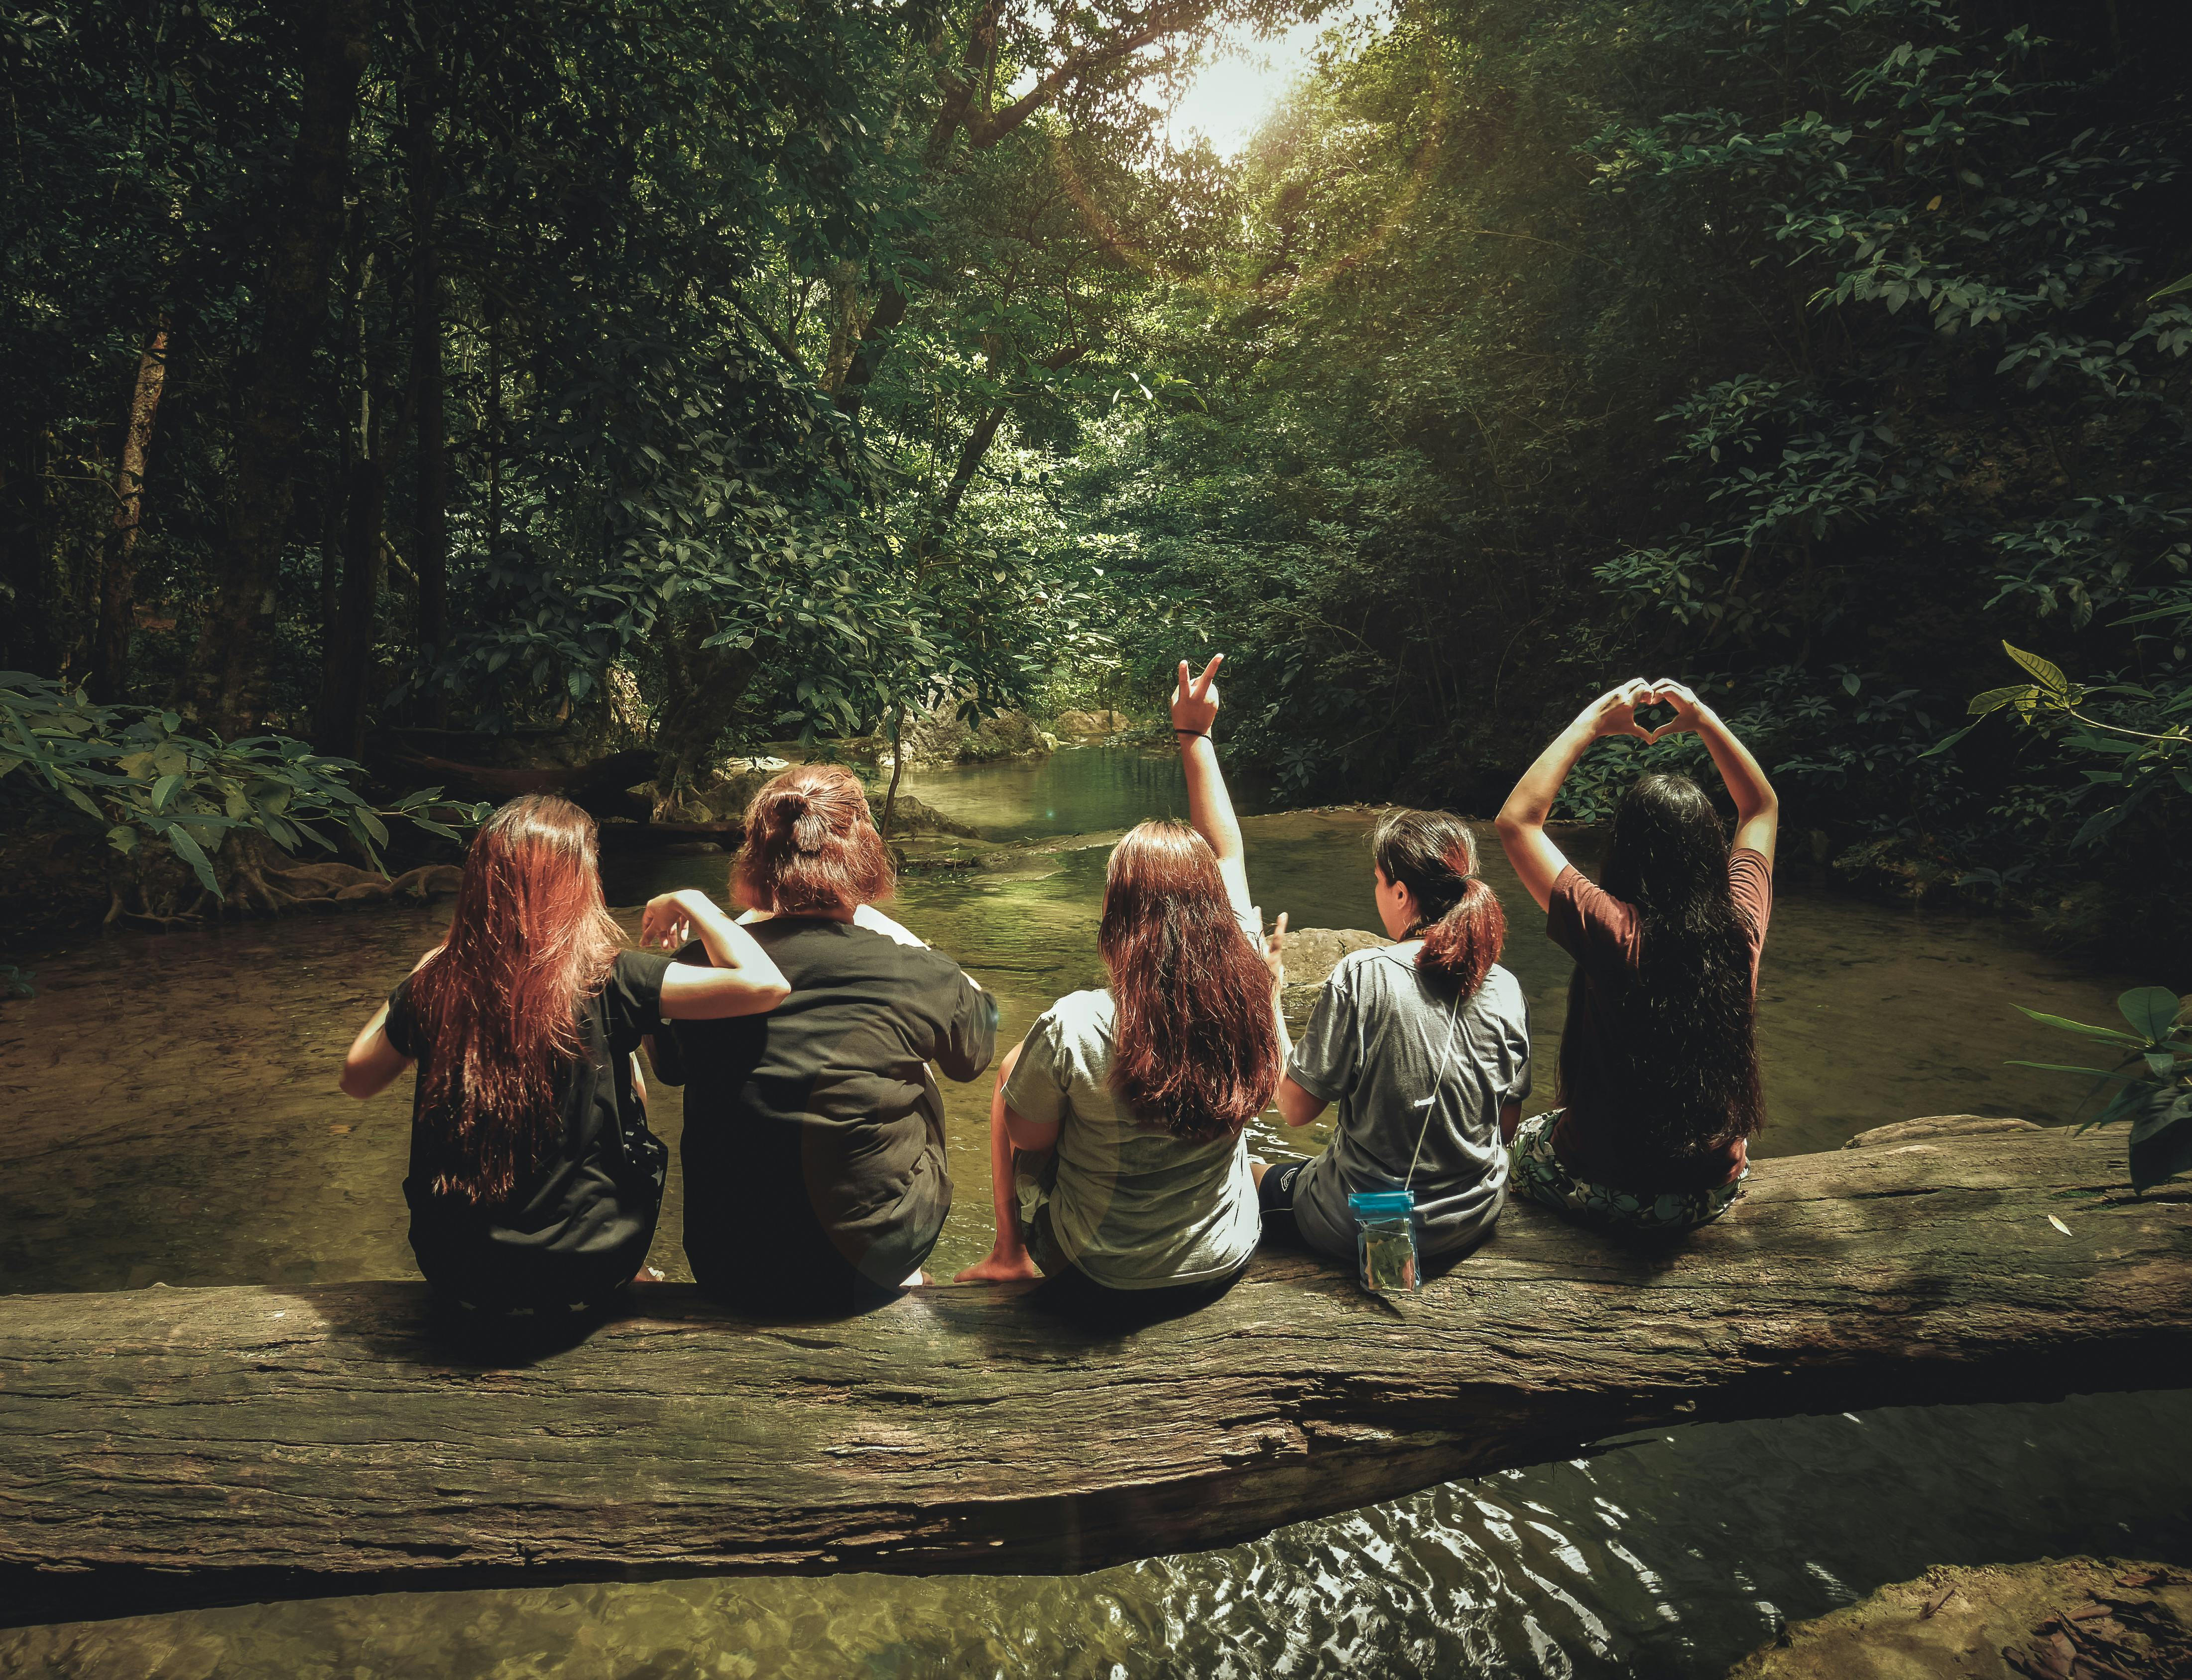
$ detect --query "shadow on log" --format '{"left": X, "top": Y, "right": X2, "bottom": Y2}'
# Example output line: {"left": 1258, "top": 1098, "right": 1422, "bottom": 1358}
{"left": 1, "top": 1123, "right": 2187, "bottom": 1625}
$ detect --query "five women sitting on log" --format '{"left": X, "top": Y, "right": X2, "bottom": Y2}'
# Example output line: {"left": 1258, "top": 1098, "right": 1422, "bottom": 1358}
{"left": 340, "top": 664, "right": 1776, "bottom": 1315}
{"left": 1496, "top": 679, "right": 1778, "bottom": 1234}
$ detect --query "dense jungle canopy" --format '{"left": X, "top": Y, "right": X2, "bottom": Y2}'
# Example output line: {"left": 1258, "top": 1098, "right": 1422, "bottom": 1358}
{"left": 2, "top": 0, "right": 2189, "bottom": 965}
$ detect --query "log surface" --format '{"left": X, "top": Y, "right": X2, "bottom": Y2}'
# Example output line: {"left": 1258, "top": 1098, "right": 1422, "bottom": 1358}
{"left": 2, "top": 1124, "right": 2188, "bottom": 1622}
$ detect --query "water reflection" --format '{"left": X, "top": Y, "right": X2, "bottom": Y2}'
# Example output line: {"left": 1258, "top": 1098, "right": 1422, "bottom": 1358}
{"left": 7, "top": 1392, "right": 2189, "bottom": 1677}
{"left": 0, "top": 749, "right": 2182, "bottom": 1677}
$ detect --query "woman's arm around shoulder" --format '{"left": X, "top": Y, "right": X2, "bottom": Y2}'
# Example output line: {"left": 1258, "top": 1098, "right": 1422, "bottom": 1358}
{"left": 643, "top": 889, "right": 792, "bottom": 1019}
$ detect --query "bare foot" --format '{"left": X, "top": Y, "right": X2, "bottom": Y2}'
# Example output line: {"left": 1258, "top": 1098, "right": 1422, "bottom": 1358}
{"left": 954, "top": 1250, "right": 1042, "bottom": 1284}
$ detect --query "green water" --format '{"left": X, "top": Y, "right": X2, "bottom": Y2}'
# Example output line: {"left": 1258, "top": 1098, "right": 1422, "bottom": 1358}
{"left": 2, "top": 745, "right": 2186, "bottom": 1676}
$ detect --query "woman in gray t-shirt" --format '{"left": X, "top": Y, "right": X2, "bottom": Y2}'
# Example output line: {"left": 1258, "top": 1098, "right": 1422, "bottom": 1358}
{"left": 955, "top": 655, "right": 1286, "bottom": 1319}
{"left": 1257, "top": 810, "right": 1532, "bottom": 1262}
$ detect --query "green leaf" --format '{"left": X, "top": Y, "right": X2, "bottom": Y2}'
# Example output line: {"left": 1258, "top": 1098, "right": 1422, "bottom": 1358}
{"left": 2002, "top": 642, "right": 2070, "bottom": 696}
{"left": 2013, "top": 1005, "right": 2143, "bottom": 1045}
{"left": 105, "top": 824, "right": 138, "bottom": 854}
{"left": 151, "top": 771, "right": 182, "bottom": 812}
{"left": 164, "top": 824, "right": 218, "bottom": 895}
{"left": 2119, "top": 987, "right": 2184, "bottom": 1042}
{"left": 1916, "top": 722, "right": 1977, "bottom": 759}
{"left": 2004, "top": 1061, "right": 2146, "bottom": 1082}
{"left": 2128, "top": 1099, "right": 2192, "bottom": 1194}
{"left": 1968, "top": 685, "right": 2038, "bottom": 718}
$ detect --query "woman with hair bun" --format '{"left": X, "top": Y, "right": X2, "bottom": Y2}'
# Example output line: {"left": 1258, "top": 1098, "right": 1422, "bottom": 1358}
{"left": 955, "top": 655, "right": 1287, "bottom": 1323}
{"left": 1255, "top": 810, "right": 1533, "bottom": 1264}
{"left": 339, "top": 794, "right": 789, "bottom": 1312}
{"left": 658, "top": 763, "right": 997, "bottom": 1315}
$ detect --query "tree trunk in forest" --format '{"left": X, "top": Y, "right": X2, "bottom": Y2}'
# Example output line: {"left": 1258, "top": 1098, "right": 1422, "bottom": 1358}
{"left": 404, "top": 0, "right": 448, "bottom": 702}
{"left": 188, "top": 0, "right": 370, "bottom": 736}
{"left": 881, "top": 700, "right": 907, "bottom": 839}
{"left": 88, "top": 318, "right": 171, "bottom": 703}
{"left": 935, "top": 345, "right": 1083, "bottom": 525}
{"left": 372, "top": 746, "right": 657, "bottom": 815}
{"left": 485, "top": 318, "right": 502, "bottom": 555}
{"left": 833, "top": 279, "right": 909, "bottom": 419}
{"left": 317, "top": 453, "right": 388, "bottom": 761}
{"left": 652, "top": 616, "right": 759, "bottom": 804}
{"left": 0, "top": 1124, "right": 2184, "bottom": 1623}
{"left": 318, "top": 245, "right": 395, "bottom": 762}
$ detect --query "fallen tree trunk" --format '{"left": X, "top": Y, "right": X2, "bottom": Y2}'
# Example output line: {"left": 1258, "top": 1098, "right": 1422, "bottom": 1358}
{"left": 373, "top": 746, "right": 657, "bottom": 819}
{"left": 1, "top": 1123, "right": 2186, "bottom": 1624}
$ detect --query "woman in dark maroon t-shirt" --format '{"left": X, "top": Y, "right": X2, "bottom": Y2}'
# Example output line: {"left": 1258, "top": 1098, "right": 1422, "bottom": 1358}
{"left": 1494, "top": 679, "right": 1779, "bottom": 1232}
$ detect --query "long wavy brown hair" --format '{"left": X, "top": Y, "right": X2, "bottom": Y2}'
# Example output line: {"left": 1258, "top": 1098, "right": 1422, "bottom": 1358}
{"left": 1099, "top": 819, "right": 1282, "bottom": 1144}
{"left": 407, "top": 795, "right": 621, "bottom": 1203}
{"left": 733, "top": 763, "right": 894, "bottom": 914}
{"left": 1371, "top": 809, "right": 1507, "bottom": 997}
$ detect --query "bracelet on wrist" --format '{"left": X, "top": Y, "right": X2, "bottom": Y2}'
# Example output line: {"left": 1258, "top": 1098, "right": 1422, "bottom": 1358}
{"left": 1173, "top": 727, "right": 1209, "bottom": 740}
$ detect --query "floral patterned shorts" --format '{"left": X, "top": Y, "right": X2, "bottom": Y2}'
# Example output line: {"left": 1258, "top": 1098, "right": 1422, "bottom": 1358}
{"left": 1507, "top": 1111, "right": 1745, "bottom": 1234}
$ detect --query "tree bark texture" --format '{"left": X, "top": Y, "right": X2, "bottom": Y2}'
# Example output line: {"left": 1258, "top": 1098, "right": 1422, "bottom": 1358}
{"left": 89, "top": 318, "right": 171, "bottom": 703}
{"left": 1, "top": 1125, "right": 2186, "bottom": 1624}
{"left": 188, "top": 0, "right": 371, "bottom": 736}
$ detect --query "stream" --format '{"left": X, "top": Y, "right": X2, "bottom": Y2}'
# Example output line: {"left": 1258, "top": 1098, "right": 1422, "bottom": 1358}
{"left": 2, "top": 746, "right": 2187, "bottom": 1677}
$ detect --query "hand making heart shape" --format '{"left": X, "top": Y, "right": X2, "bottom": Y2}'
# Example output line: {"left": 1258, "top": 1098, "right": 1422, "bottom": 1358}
{"left": 1580, "top": 677, "right": 1711, "bottom": 745}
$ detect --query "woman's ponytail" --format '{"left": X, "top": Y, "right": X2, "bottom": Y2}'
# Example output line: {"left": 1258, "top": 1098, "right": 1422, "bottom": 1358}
{"left": 1418, "top": 874, "right": 1506, "bottom": 996}
{"left": 1372, "top": 809, "right": 1506, "bottom": 1000}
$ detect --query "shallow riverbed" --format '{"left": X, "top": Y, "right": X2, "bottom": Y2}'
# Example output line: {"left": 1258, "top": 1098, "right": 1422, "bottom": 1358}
{"left": 1, "top": 745, "right": 2185, "bottom": 1677}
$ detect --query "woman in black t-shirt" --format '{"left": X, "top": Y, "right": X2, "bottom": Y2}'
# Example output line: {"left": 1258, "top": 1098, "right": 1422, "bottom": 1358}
{"left": 1495, "top": 680, "right": 1778, "bottom": 1233}
{"left": 654, "top": 764, "right": 996, "bottom": 1316}
{"left": 340, "top": 795, "right": 789, "bottom": 1309}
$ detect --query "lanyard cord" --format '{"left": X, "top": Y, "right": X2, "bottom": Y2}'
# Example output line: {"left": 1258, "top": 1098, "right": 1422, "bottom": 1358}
{"left": 1403, "top": 977, "right": 1468, "bottom": 1193}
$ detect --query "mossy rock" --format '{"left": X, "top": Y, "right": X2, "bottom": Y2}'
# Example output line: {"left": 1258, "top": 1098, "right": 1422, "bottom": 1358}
{"left": 1730, "top": 1558, "right": 2192, "bottom": 1679}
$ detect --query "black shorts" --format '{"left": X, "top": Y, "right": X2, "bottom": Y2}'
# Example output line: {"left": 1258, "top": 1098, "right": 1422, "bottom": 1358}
{"left": 1257, "top": 1157, "right": 1311, "bottom": 1214}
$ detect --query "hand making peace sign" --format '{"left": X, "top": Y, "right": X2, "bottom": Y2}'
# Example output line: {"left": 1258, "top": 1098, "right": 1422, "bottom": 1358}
{"left": 1172, "top": 653, "right": 1223, "bottom": 739}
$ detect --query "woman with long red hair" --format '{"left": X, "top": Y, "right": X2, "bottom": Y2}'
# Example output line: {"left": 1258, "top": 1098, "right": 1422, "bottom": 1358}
{"left": 956, "top": 655, "right": 1286, "bottom": 1321}
{"left": 340, "top": 794, "right": 788, "bottom": 1310}
{"left": 657, "top": 762, "right": 998, "bottom": 1316}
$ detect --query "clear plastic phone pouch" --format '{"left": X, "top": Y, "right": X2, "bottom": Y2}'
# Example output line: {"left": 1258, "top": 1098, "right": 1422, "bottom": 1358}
{"left": 1349, "top": 1190, "right": 1421, "bottom": 1294}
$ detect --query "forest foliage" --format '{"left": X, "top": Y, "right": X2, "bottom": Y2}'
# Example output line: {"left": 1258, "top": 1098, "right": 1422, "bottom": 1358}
{"left": 3, "top": 0, "right": 2187, "bottom": 959}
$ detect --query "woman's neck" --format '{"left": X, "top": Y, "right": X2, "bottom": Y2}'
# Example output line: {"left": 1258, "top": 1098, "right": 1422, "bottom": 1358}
{"left": 782, "top": 901, "right": 858, "bottom": 924}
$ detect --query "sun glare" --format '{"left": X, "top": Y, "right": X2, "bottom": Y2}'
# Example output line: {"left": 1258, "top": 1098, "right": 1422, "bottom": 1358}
{"left": 1165, "top": 1, "right": 1390, "bottom": 157}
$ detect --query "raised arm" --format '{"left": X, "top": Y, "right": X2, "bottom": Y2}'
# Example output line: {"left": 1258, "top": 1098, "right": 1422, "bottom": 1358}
{"left": 642, "top": 889, "right": 792, "bottom": 1019}
{"left": 1173, "top": 653, "right": 1253, "bottom": 920}
{"left": 1650, "top": 680, "right": 1779, "bottom": 866}
{"left": 1495, "top": 680, "right": 1654, "bottom": 913}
